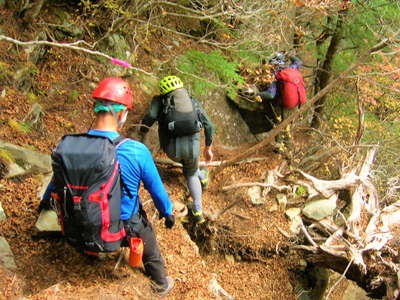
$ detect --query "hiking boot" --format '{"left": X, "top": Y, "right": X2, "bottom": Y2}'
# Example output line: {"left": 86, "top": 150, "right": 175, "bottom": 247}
{"left": 153, "top": 276, "right": 174, "bottom": 298}
{"left": 180, "top": 208, "right": 205, "bottom": 225}
{"left": 192, "top": 210, "right": 205, "bottom": 225}
{"left": 200, "top": 167, "right": 209, "bottom": 190}
{"left": 180, "top": 215, "right": 190, "bottom": 223}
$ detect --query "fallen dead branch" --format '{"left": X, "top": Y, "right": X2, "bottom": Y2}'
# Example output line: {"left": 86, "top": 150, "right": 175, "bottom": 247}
{"left": 155, "top": 157, "right": 269, "bottom": 168}
{"left": 292, "top": 147, "right": 400, "bottom": 299}
{"left": 207, "top": 198, "right": 243, "bottom": 222}
{"left": 222, "top": 182, "right": 291, "bottom": 192}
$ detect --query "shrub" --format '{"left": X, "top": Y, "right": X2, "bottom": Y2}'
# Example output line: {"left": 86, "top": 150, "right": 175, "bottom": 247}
{"left": 177, "top": 49, "right": 245, "bottom": 99}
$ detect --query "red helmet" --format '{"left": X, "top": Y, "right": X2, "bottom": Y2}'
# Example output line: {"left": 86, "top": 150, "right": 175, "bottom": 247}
{"left": 92, "top": 77, "right": 133, "bottom": 110}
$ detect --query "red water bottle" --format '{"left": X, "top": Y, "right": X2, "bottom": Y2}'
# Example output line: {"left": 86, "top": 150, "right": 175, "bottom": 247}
{"left": 129, "top": 237, "right": 144, "bottom": 267}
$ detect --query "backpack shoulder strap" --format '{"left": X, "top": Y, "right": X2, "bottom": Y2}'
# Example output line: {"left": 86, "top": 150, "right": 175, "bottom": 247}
{"left": 162, "top": 93, "right": 174, "bottom": 114}
{"left": 112, "top": 135, "right": 129, "bottom": 148}
{"left": 111, "top": 135, "right": 133, "bottom": 198}
{"left": 191, "top": 97, "right": 202, "bottom": 122}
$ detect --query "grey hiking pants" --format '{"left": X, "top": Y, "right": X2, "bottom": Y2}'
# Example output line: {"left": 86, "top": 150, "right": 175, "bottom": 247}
{"left": 163, "top": 133, "right": 206, "bottom": 212}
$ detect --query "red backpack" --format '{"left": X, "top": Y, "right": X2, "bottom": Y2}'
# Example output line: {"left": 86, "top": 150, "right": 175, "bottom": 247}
{"left": 275, "top": 68, "right": 307, "bottom": 109}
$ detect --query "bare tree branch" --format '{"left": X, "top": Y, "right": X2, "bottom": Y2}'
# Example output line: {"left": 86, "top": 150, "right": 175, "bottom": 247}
{"left": 0, "top": 34, "right": 156, "bottom": 77}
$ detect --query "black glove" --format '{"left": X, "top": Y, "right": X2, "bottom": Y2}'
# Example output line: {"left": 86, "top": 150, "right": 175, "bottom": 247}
{"left": 37, "top": 199, "right": 51, "bottom": 213}
{"left": 164, "top": 215, "right": 175, "bottom": 229}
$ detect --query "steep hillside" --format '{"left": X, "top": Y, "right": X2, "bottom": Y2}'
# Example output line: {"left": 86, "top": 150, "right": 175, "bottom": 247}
{"left": 0, "top": 3, "right": 380, "bottom": 300}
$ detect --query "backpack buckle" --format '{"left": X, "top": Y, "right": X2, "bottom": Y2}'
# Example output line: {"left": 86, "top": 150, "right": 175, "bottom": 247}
{"left": 73, "top": 196, "right": 82, "bottom": 210}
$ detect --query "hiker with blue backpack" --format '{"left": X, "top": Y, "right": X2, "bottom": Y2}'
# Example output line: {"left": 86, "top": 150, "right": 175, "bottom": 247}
{"left": 39, "top": 77, "right": 175, "bottom": 298}
{"left": 139, "top": 76, "right": 215, "bottom": 225}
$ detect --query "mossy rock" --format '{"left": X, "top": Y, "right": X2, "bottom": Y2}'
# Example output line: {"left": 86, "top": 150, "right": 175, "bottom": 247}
{"left": 99, "top": 33, "right": 131, "bottom": 61}
{"left": 47, "top": 7, "right": 83, "bottom": 39}
{"left": 140, "top": 75, "right": 159, "bottom": 96}
{"left": 28, "top": 32, "right": 48, "bottom": 64}
{"left": 0, "top": 62, "right": 14, "bottom": 87}
{"left": 0, "top": 149, "right": 13, "bottom": 179}
{"left": 13, "top": 64, "right": 39, "bottom": 93}
{"left": 8, "top": 119, "right": 31, "bottom": 133}
{"left": 227, "top": 94, "right": 264, "bottom": 112}
{"left": 0, "top": 149, "right": 14, "bottom": 164}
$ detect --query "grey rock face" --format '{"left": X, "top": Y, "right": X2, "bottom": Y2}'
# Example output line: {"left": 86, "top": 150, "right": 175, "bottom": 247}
{"left": 0, "top": 237, "right": 17, "bottom": 270}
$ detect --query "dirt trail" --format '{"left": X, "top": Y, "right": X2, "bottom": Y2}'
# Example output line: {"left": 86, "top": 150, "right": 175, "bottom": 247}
{"left": 0, "top": 148, "right": 297, "bottom": 300}
{"left": 0, "top": 82, "right": 345, "bottom": 299}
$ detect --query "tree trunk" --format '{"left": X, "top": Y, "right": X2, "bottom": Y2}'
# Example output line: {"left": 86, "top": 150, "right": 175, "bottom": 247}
{"left": 311, "top": 11, "right": 347, "bottom": 128}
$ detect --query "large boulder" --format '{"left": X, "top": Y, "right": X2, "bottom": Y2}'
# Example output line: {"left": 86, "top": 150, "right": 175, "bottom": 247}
{"left": 47, "top": 7, "right": 84, "bottom": 39}
{"left": 35, "top": 210, "right": 61, "bottom": 233}
{"left": 198, "top": 88, "right": 257, "bottom": 147}
{"left": 134, "top": 83, "right": 258, "bottom": 149}
{"left": 0, "top": 202, "right": 5, "bottom": 221}
{"left": 302, "top": 195, "right": 338, "bottom": 221}
{"left": 25, "top": 32, "right": 48, "bottom": 64}
{"left": 0, "top": 237, "right": 16, "bottom": 270}
{"left": 0, "top": 140, "right": 52, "bottom": 178}
{"left": 98, "top": 34, "right": 133, "bottom": 76}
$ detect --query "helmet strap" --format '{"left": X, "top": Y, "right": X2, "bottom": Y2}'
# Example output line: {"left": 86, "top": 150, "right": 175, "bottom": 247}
{"left": 106, "top": 104, "right": 120, "bottom": 126}
{"left": 119, "top": 110, "right": 128, "bottom": 126}
{"left": 106, "top": 104, "right": 128, "bottom": 128}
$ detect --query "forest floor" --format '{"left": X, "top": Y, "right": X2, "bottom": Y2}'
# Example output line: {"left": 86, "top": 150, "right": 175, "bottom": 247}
{"left": 0, "top": 6, "right": 358, "bottom": 300}
{"left": 0, "top": 89, "right": 351, "bottom": 300}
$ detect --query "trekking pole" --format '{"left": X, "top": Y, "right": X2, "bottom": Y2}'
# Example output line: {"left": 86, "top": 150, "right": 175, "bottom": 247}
{"left": 113, "top": 248, "right": 125, "bottom": 272}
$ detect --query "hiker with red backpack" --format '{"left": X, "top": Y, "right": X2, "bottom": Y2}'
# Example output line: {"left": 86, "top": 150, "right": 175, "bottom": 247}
{"left": 139, "top": 76, "right": 215, "bottom": 225}
{"left": 258, "top": 52, "right": 306, "bottom": 119}
{"left": 258, "top": 52, "right": 307, "bottom": 146}
{"left": 39, "top": 77, "right": 175, "bottom": 298}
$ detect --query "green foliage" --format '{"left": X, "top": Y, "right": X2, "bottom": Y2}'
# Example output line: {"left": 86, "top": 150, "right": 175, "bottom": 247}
{"left": 235, "top": 44, "right": 266, "bottom": 66}
{"left": 8, "top": 119, "right": 31, "bottom": 133}
{"left": 325, "top": 73, "right": 400, "bottom": 200}
{"left": 0, "top": 149, "right": 14, "bottom": 164}
{"left": 177, "top": 50, "right": 244, "bottom": 98}
{"left": 338, "top": 0, "right": 400, "bottom": 66}
{"left": 79, "top": 0, "right": 131, "bottom": 17}
{"left": 0, "top": 62, "right": 14, "bottom": 85}
{"left": 70, "top": 89, "right": 79, "bottom": 101}
{"left": 28, "top": 63, "right": 40, "bottom": 77}
{"left": 27, "top": 92, "right": 38, "bottom": 104}
{"left": 295, "top": 185, "right": 307, "bottom": 197}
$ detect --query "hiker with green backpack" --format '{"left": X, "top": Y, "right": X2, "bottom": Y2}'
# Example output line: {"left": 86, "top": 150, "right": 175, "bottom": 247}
{"left": 139, "top": 76, "right": 215, "bottom": 224}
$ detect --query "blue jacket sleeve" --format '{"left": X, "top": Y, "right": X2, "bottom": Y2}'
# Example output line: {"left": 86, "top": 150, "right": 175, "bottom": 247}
{"left": 289, "top": 56, "right": 303, "bottom": 69}
{"left": 42, "top": 180, "right": 55, "bottom": 201}
{"left": 38, "top": 178, "right": 55, "bottom": 211}
{"left": 117, "top": 140, "right": 173, "bottom": 219}
{"left": 141, "top": 146, "right": 173, "bottom": 216}
{"left": 259, "top": 81, "right": 277, "bottom": 101}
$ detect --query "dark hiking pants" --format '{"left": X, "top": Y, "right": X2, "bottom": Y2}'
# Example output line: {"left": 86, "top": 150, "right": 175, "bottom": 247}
{"left": 163, "top": 133, "right": 204, "bottom": 212}
{"left": 123, "top": 214, "right": 167, "bottom": 287}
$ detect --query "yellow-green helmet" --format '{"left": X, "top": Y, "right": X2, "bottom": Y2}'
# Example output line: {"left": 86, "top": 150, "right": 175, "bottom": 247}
{"left": 159, "top": 76, "right": 183, "bottom": 95}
